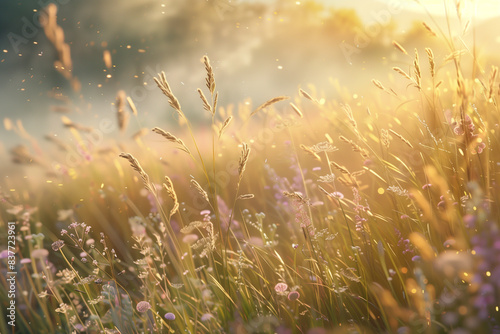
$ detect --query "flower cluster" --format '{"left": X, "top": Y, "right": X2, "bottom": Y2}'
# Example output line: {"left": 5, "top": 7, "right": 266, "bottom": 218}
{"left": 445, "top": 110, "right": 486, "bottom": 154}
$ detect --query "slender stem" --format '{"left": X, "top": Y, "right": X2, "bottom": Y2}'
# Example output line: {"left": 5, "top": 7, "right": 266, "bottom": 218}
{"left": 59, "top": 250, "right": 106, "bottom": 331}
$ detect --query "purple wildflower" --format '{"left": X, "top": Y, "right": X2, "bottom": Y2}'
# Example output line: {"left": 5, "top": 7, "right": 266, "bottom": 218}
{"left": 164, "top": 312, "right": 175, "bottom": 320}
{"left": 136, "top": 301, "right": 151, "bottom": 313}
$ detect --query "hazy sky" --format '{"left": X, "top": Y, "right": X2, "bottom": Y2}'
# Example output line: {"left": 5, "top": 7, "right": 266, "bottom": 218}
{"left": 1, "top": 0, "right": 499, "bottom": 166}
{"left": 322, "top": 0, "right": 500, "bottom": 20}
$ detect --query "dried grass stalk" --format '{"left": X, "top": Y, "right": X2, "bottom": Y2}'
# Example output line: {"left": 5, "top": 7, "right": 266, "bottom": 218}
{"left": 163, "top": 176, "right": 179, "bottom": 218}
{"left": 127, "top": 96, "right": 138, "bottom": 116}
{"left": 393, "top": 67, "right": 413, "bottom": 81}
{"left": 338, "top": 174, "right": 359, "bottom": 188}
{"left": 444, "top": 50, "right": 466, "bottom": 62}
{"left": 219, "top": 116, "right": 232, "bottom": 138}
{"left": 422, "top": 22, "right": 437, "bottom": 36}
{"left": 372, "top": 79, "right": 385, "bottom": 91}
{"left": 341, "top": 104, "right": 361, "bottom": 138}
{"left": 389, "top": 129, "right": 413, "bottom": 148}
{"left": 61, "top": 116, "right": 93, "bottom": 132}
{"left": 381, "top": 129, "right": 390, "bottom": 148}
{"left": 3, "top": 117, "right": 14, "bottom": 131}
{"left": 488, "top": 66, "right": 498, "bottom": 100}
{"left": 152, "top": 127, "right": 190, "bottom": 154}
{"left": 41, "top": 4, "right": 80, "bottom": 91}
{"left": 425, "top": 48, "right": 435, "bottom": 77}
{"left": 45, "top": 133, "right": 70, "bottom": 151}
{"left": 409, "top": 233, "right": 435, "bottom": 261}
{"left": 154, "top": 71, "right": 184, "bottom": 118}
{"left": 299, "top": 144, "right": 322, "bottom": 162}
{"left": 50, "top": 105, "right": 70, "bottom": 113}
{"left": 238, "top": 194, "right": 254, "bottom": 200}
{"left": 372, "top": 79, "right": 398, "bottom": 97}
{"left": 392, "top": 41, "right": 408, "bottom": 55}
{"left": 238, "top": 142, "right": 251, "bottom": 179}
{"left": 251, "top": 96, "right": 289, "bottom": 116}
{"left": 190, "top": 179, "right": 209, "bottom": 203}
{"left": 213, "top": 91, "right": 219, "bottom": 115}
{"left": 119, "top": 153, "right": 154, "bottom": 193}
{"left": 116, "top": 90, "right": 129, "bottom": 132}
{"left": 283, "top": 191, "right": 308, "bottom": 204}
{"left": 299, "top": 88, "right": 317, "bottom": 103}
{"left": 10, "top": 145, "right": 38, "bottom": 165}
{"left": 132, "top": 128, "right": 149, "bottom": 141}
{"left": 290, "top": 103, "right": 303, "bottom": 118}
{"left": 203, "top": 55, "right": 216, "bottom": 95}
{"left": 339, "top": 135, "right": 369, "bottom": 159}
{"left": 330, "top": 161, "right": 350, "bottom": 175}
{"left": 413, "top": 49, "right": 421, "bottom": 89}
{"left": 103, "top": 50, "right": 112, "bottom": 69}
{"left": 197, "top": 88, "right": 212, "bottom": 114}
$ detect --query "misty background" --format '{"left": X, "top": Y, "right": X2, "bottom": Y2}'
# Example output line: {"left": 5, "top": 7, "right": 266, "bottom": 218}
{"left": 0, "top": 0, "right": 499, "bottom": 173}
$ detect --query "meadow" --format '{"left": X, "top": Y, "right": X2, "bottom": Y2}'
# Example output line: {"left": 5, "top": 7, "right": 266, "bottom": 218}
{"left": 1, "top": 2, "right": 500, "bottom": 333}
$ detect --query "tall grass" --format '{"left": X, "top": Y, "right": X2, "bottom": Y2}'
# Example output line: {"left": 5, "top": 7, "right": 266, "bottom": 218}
{"left": 1, "top": 3, "right": 500, "bottom": 333}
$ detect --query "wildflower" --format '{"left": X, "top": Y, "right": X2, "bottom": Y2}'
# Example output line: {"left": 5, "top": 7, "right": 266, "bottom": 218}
{"left": 434, "top": 251, "right": 473, "bottom": 278}
{"left": 20, "top": 258, "right": 31, "bottom": 264}
{"left": 249, "top": 237, "right": 264, "bottom": 247}
{"left": 397, "top": 327, "right": 411, "bottom": 334}
{"left": 331, "top": 192, "right": 344, "bottom": 199}
{"left": 57, "top": 209, "right": 73, "bottom": 221}
{"left": 52, "top": 240, "right": 65, "bottom": 252}
{"left": 317, "top": 173, "right": 335, "bottom": 183}
{"left": 164, "top": 312, "right": 176, "bottom": 320}
{"left": 62, "top": 271, "right": 78, "bottom": 284}
{"left": 471, "top": 141, "right": 486, "bottom": 155}
{"left": 201, "top": 313, "right": 214, "bottom": 322}
{"left": 0, "top": 250, "right": 9, "bottom": 259}
{"left": 6, "top": 205, "right": 23, "bottom": 215}
{"left": 308, "top": 141, "right": 338, "bottom": 153}
{"left": 274, "top": 282, "right": 288, "bottom": 293}
{"left": 136, "top": 301, "right": 151, "bottom": 313}
{"left": 463, "top": 214, "right": 476, "bottom": 228}
{"left": 74, "top": 324, "right": 86, "bottom": 332}
{"left": 355, "top": 215, "right": 366, "bottom": 232}
{"left": 61, "top": 229, "right": 68, "bottom": 236}
{"left": 453, "top": 125, "right": 464, "bottom": 135}
{"left": 387, "top": 185, "right": 409, "bottom": 197}
{"left": 443, "top": 239, "right": 456, "bottom": 248}
{"left": 31, "top": 249, "right": 49, "bottom": 258}
{"left": 287, "top": 291, "right": 300, "bottom": 301}
{"left": 38, "top": 290, "right": 48, "bottom": 298}
{"left": 55, "top": 303, "right": 71, "bottom": 313}
{"left": 437, "top": 196, "right": 446, "bottom": 209}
